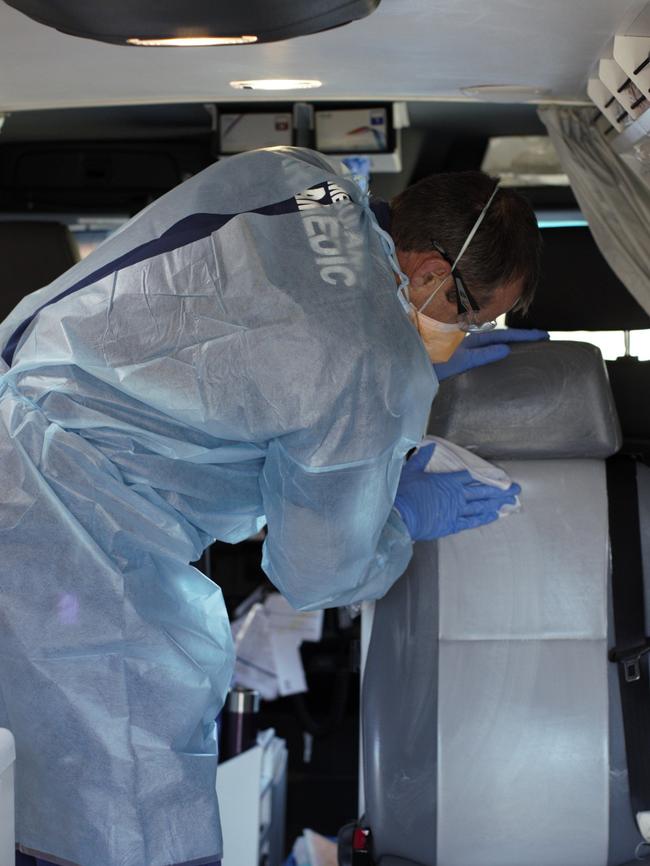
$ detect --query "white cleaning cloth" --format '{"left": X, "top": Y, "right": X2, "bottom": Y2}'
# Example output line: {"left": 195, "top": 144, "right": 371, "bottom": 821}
{"left": 421, "top": 435, "right": 521, "bottom": 516}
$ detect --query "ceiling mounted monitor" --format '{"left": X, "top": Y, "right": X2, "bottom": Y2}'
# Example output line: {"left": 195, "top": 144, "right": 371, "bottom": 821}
{"left": 2, "top": 0, "right": 381, "bottom": 46}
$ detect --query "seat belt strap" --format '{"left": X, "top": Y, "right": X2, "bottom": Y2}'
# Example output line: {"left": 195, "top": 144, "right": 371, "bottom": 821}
{"left": 607, "top": 455, "right": 650, "bottom": 841}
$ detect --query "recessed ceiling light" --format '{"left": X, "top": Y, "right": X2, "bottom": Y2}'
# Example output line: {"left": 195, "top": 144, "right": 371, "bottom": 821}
{"left": 127, "top": 35, "right": 258, "bottom": 47}
{"left": 461, "top": 85, "right": 551, "bottom": 103}
{"left": 230, "top": 79, "right": 323, "bottom": 91}
{"left": 4, "top": 0, "right": 380, "bottom": 47}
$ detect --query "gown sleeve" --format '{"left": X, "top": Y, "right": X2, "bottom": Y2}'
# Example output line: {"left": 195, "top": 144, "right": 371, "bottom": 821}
{"left": 260, "top": 433, "right": 414, "bottom": 611}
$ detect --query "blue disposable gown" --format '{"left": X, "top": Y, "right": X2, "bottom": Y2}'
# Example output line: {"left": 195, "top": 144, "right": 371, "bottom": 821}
{"left": 0, "top": 147, "right": 436, "bottom": 866}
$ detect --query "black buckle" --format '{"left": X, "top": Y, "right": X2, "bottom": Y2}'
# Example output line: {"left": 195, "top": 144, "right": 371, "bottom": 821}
{"left": 609, "top": 642, "right": 650, "bottom": 683}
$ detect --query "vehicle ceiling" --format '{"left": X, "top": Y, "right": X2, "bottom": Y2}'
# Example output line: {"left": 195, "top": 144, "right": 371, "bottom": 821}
{"left": 0, "top": 0, "right": 649, "bottom": 111}
{"left": 4, "top": 0, "right": 648, "bottom": 211}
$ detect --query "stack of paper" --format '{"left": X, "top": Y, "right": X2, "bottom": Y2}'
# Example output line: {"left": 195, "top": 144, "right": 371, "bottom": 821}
{"left": 231, "top": 592, "right": 324, "bottom": 700}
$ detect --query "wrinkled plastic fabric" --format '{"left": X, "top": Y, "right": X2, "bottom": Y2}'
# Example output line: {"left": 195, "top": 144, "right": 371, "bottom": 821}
{"left": 0, "top": 146, "right": 436, "bottom": 866}
{"left": 539, "top": 106, "right": 650, "bottom": 317}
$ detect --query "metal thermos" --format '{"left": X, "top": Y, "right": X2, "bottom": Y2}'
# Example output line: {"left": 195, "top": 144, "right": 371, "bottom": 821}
{"left": 220, "top": 687, "right": 260, "bottom": 760}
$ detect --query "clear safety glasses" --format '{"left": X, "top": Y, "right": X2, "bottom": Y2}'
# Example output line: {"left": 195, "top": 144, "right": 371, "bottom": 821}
{"left": 422, "top": 181, "right": 501, "bottom": 333}
{"left": 429, "top": 240, "right": 496, "bottom": 333}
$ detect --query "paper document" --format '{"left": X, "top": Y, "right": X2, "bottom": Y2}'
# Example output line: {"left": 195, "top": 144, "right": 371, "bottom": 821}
{"left": 231, "top": 591, "right": 324, "bottom": 699}
{"left": 231, "top": 603, "right": 278, "bottom": 700}
{"left": 291, "top": 830, "right": 338, "bottom": 866}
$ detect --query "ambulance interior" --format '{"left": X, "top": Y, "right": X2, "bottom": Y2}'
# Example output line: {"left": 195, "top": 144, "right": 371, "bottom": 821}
{"left": 2, "top": 1, "right": 650, "bottom": 865}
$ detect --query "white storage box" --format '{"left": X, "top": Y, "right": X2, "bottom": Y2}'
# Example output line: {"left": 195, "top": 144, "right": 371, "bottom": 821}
{"left": 217, "top": 730, "right": 287, "bottom": 866}
{"left": 0, "top": 730, "right": 15, "bottom": 866}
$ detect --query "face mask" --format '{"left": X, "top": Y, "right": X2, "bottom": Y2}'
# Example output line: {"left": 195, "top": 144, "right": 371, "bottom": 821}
{"left": 409, "top": 307, "right": 465, "bottom": 362}
{"left": 409, "top": 273, "right": 465, "bottom": 363}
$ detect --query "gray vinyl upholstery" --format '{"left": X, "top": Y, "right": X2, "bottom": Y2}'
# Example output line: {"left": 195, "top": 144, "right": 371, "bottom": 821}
{"left": 362, "top": 341, "right": 638, "bottom": 866}
{"left": 428, "top": 341, "right": 620, "bottom": 460}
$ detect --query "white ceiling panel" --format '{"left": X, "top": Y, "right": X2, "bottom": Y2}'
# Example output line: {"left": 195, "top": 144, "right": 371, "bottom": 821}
{"left": 0, "top": 0, "right": 647, "bottom": 111}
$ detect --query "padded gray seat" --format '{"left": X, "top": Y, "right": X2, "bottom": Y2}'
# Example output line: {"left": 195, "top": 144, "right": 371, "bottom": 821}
{"left": 507, "top": 225, "right": 650, "bottom": 459}
{"left": 361, "top": 341, "right": 645, "bottom": 866}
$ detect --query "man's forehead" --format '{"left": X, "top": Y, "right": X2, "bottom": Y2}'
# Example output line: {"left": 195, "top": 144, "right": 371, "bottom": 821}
{"left": 484, "top": 279, "right": 524, "bottom": 319}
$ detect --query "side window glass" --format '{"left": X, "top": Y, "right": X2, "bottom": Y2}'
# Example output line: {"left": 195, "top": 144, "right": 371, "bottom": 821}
{"left": 548, "top": 330, "right": 626, "bottom": 360}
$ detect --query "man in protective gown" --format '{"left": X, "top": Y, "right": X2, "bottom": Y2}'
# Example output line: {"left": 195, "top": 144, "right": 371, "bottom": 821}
{"left": 0, "top": 150, "right": 435, "bottom": 866}
{"left": 0, "top": 147, "right": 538, "bottom": 866}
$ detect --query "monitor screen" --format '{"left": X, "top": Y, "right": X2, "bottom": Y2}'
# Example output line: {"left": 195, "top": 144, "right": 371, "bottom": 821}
{"left": 315, "top": 107, "right": 389, "bottom": 153}
{"left": 220, "top": 113, "right": 293, "bottom": 154}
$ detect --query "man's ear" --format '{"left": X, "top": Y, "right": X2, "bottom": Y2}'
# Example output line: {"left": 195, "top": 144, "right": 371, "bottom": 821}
{"left": 410, "top": 253, "right": 450, "bottom": 289}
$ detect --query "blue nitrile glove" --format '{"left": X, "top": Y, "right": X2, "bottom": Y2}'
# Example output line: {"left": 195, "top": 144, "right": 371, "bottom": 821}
{"left": 432, "top": 328, "right": 549, "bottom": 382}
{"left": 394, "top": 443, "right": 521, "bottom": 541}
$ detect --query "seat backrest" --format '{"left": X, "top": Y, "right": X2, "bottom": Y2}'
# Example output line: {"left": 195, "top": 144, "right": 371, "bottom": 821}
{"left": 606, "top": 359, "right": 650, "bottom": 457}
{"left": 507, "top": 226, "right": 650, "bottom": 333}
{"left": 0, "top": 220, "right": 79, "bottom": 323}
{"left": 507, "top": 225, "right": 650, "bottom": 456}
{"left": 362, "top": 341, "right": 632, "bottom": 866}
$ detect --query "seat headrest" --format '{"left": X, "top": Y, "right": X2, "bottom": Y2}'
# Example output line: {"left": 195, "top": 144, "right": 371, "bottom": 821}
{"left": 0, "top": 221, "right": 79, "bottom": 322}
{"left": 506, "top": 226, "right": 650, "bottom": 331}
{"left": 428, "top": 341, "right": 622, "bottom": 460}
